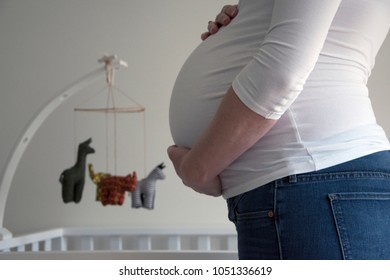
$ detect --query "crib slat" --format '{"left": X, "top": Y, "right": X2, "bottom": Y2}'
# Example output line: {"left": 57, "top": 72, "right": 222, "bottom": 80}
{"left": 50, "top": 237, "right": 64, "bottom": 251}
{"left": 31, "top": 242, "right": 39, "bottom": 252}
{"left": 60, "top": 237, "right": 67, "bottom": 251}
{"left": 197, "top": 236, "right": 211, "bottom": 251}
{"left": 80, "top": 236, "right": 94, "bottom": 251}
{"left": 168, "top": 235, "right": 181, "bottom": 251}
{"left": 16, "top": 245, "right": 25, "bottom": 252}
{"left": 138, "top": 236, "right": 151, "bottom": 251}
{"left": 43, "top": 239, "right": 52, "bottom": 251}
{"left": 227, "top": 236, "right": 236, "bottom": 251}
{"left": 109, "top": 236, "right": 122, "bottom": 250}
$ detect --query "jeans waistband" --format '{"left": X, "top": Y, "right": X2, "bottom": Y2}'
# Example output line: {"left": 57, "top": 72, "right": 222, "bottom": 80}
{"left": 277, "top": 151, "right": 390, "bottom": 186}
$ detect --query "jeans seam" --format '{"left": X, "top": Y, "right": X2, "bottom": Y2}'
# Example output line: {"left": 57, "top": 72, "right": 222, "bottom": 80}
{"left": 277, "top": 172, "right": 390, "bottom": 188}
{"left": 328, "top": 194, "right": 347, "bottom": 260}
{"left": 274, "top": 181, "right": 283, "bottom": 260}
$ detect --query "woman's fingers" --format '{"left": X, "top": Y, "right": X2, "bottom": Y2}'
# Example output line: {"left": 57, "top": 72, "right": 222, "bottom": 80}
{"left": 201, "top": 4, "right": 238, "bottom": 40}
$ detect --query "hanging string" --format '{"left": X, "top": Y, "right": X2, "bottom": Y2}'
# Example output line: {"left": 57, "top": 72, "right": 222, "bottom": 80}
{"left": 142, "top": 110, "right": 147, "bottom": 177}
{"left": 104, "top": 59, "right": 118, "bottom": 175}
{"left": 105, "top": 91, "right": 109, "bottom": 173}
{"left": 111, "top": 84, "right": 145, "bottom": 112}
{"left": 73, "top": 55, "right": 146, "bottom": 177}
{"left": 73, "top": 109, "right": 78, "bottom": 163}
{"left": 105, "top": 57, "right": 146, "bottom": 177}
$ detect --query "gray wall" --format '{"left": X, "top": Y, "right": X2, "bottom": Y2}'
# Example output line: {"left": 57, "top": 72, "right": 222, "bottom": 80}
{"left": 0, "top": 0, "right": 389, "bottom": 236}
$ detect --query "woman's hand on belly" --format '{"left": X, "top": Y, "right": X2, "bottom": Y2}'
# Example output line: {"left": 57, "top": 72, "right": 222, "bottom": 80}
{"left": 168, "top": 87, "right": 277, "bottom": 196}
{"left": 201, "top": 4, "right": 238, "bottom": 40}
{"left": 167, "top": 145, "right": 222, "bottom": 197}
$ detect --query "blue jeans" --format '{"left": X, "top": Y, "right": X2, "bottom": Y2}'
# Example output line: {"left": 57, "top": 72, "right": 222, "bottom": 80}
{"left": 227, "top": 151, "right": 390, "bottom": 260}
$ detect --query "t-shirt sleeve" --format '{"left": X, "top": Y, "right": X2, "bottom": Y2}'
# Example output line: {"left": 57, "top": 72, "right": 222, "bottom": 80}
{"left": 232, "top": 0, "right": 342, "bottom": 119}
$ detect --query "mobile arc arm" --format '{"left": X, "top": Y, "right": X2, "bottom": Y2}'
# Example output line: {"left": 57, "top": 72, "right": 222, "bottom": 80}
{"left": 0, "top": 55, "right": 128, "bottom": 239}
{"left": 0, "top": 66, "right": 105, "bottom": 239}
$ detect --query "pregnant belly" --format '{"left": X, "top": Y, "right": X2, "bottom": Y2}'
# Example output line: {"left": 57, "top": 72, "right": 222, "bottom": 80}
{"left": 169, "top": 37, "right": 252, "bottom": 148}
{"left": 169, "top": 1, "right": 272, "bottom": 148}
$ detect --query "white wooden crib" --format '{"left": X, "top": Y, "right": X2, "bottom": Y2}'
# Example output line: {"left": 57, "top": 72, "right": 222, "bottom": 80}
{"left": 0, "top": 227, "right": 238, "bottom": 259}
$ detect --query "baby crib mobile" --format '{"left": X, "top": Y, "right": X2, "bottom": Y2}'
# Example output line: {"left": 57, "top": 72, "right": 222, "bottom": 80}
{"left": 59, "top": 55, "right": 165, "bottom": 208}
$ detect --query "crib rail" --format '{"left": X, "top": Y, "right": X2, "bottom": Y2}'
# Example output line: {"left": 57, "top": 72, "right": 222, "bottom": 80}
{"left": 0, "top": 227, "right": 238, "bottom": 259}
{"left": 0, "top": 228, "right": 64, "bottom": 252}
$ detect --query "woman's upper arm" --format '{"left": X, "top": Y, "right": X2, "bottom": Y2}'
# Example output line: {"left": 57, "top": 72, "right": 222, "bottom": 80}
{"left": 232, "top": 0, "right": 342, "bottom": 119}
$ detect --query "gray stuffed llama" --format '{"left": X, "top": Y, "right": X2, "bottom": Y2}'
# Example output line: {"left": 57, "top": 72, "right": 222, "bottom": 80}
{"left": 131, "top": 163, "right": 165, "bottom": 209}
{"left": 59, "top": 138, "right": 95, "bottom": 203}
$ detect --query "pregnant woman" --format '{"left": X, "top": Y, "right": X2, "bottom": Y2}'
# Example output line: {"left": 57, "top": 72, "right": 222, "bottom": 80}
{"left": 168, "top": 1, "right": 390, "bottom": 259}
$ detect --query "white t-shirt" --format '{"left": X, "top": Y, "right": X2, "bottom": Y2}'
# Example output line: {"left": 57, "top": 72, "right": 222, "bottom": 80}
{"left": 169, "top": 0, "right": 390, "bottom": 199}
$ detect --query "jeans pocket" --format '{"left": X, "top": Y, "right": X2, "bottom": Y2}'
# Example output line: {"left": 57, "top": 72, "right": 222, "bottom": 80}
{"left": 227, "top": 191, "right": 273, "bottom": 223}
{"left": 227, "top": 183, "right": 275, "bottom": 224}
{"left": 227, "top": 194, "right": 245, "bottom": 224}
{"left": 329, "top": 192, "right": 390, "bottom": 260}
{"left": 235, "top": 209, "right": 279, "bottom": 259}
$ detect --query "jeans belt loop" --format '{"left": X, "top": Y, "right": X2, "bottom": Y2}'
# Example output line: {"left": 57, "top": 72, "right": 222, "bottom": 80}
{"left": 289, "top": 174, "right": 298, "bottom": 184}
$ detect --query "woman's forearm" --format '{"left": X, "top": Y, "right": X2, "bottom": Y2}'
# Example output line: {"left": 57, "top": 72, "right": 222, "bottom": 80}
{"left": 173, "top": 86, "right": 277, "bottom": 188}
